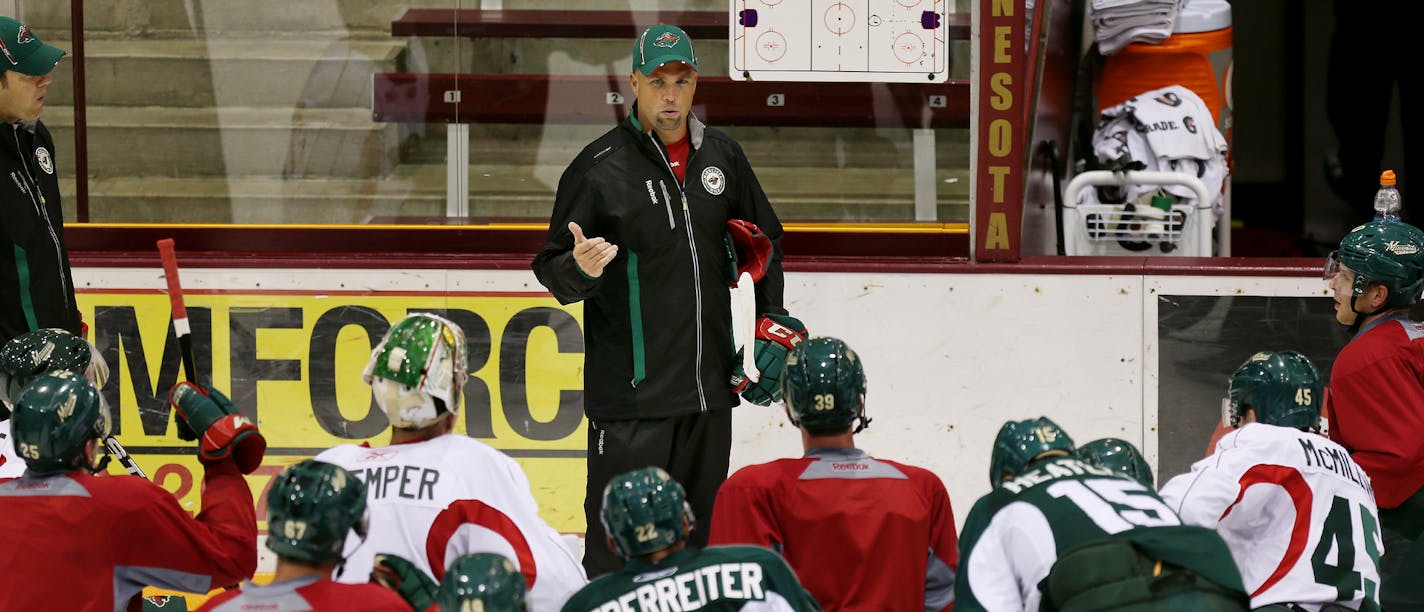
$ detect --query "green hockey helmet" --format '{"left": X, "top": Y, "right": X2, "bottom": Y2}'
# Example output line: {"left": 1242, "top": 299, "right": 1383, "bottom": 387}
{"left": 782, "top": 336, "right": 870, "bottom": 434}
{"left": 1076, "top": 438, "right": 1154, "bottom": 487}
{"left": 600, "top": 467, "right": 695, "bottom": 558}
{"left": 0, "top": 328, "right": 108, "bottom": 414}
{"left": 1327, "top": 221, "right": 1424, "bottom": 310}
{"left": 990, "top": 417, "right": 1075, "bottom": 487}
{"left": 266, "top": 460, "right": 369, "bottom": 564}
{"left": 364, "top": 313, "right": 469, "bottom": 429}
{"left": 10, "top": 371, "right": 111, "bottom": 474}
{"left": 438, "top": 553, "right": 528, "bottom": 612}
{"left": 1225, "top": 350, "right": 1322, "bottom": 431}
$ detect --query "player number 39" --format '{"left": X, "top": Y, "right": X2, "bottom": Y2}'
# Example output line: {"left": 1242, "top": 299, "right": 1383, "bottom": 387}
{"left": 813, "top": 394, "right": 835, "bottom": 411}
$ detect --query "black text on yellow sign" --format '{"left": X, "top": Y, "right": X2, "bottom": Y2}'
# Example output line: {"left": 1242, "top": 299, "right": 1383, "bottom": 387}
{"left": 78, "top": 291, "right": 588, "bottom": 454}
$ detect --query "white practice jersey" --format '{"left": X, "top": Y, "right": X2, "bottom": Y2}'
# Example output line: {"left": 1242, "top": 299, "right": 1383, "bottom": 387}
{"left": 0, "top": 420, "right": 24, "bottom": 478}
{"left": 1159, "top": 423, "right": 1382, "bottom": 610}
{"left": 316, "top": 434, "right": 586, "bottom": 610}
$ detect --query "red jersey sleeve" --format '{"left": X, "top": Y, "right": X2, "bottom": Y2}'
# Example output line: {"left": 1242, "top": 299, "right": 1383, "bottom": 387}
{"left": 708, "top": 466, "right": 784, "bottom": 550}
{"left": 112, "top": 458, "right": 258, "bottom": 590}
{"left": 1329, "top": 326, "right": 1424, "bottom": 508}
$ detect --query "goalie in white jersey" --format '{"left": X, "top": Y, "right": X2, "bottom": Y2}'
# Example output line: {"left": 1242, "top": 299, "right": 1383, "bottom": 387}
{"left": 316, "top": 313, "right": 587, "bottom": 610}
{"left": 1160, "top": 350, "right": 1384, "bottom": 611}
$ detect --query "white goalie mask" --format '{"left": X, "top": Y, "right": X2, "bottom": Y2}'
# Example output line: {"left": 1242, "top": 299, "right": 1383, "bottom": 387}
{"left": 363, "top": 314, "right": 468, "bottom": 429}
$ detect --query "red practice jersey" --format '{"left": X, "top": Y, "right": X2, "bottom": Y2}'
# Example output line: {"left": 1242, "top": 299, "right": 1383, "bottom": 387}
{"left": 0, "top": 460, "right": 257, "bottom": 612}
{"left": 198, "top": 576, "right": 412, "bottom": 611}
{"left": 709, "top": 447, "right": 958, "bottom": 611}
{"left": 1327, "top": 313, "right": 1424, "bottom": 508}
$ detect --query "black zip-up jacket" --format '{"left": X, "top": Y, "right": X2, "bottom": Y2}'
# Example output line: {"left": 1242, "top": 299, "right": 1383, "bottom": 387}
{"left": 1, "top": 120, "right": 79, "bottom": 346}
{"left": 533, "top": 106, "right": 785, "bottom": 420}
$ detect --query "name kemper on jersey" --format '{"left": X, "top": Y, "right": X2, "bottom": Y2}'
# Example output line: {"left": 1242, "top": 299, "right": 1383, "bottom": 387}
{"left": 589, "top": 563, "right": 768, "bottom": 612}
{"left": 1298, "top": 437, "right": 1372, "bottom": 496}
{"left": 1002, "top": 458, "right": 1119, "bottom": 494}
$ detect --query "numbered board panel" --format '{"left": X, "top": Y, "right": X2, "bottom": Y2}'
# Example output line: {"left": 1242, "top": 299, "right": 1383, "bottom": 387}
{"left": 730, "top": 0, "right": 951, "bottom": 83}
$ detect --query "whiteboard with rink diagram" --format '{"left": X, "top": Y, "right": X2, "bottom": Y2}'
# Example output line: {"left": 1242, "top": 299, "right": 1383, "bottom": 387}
{"left": 729, "top": 0, "right": 951, "bottom": 83}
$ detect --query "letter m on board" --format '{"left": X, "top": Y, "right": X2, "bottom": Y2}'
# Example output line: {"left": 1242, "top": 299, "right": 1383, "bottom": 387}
{"left": 94, "top": 306, "right": 213, "bottom": 435}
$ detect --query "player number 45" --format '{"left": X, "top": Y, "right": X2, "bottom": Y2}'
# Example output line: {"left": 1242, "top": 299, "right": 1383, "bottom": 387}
{"left": 1295, "top": 387, "right": 1313, "bottom": 406}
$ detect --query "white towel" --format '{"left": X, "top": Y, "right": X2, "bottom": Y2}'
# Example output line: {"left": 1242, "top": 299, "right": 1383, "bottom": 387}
{"left": 1091, "top": 0, "right": 1184, "bottom": 55}
{"left": 1085, "top": 85, "right": 1229, "bottom": 217}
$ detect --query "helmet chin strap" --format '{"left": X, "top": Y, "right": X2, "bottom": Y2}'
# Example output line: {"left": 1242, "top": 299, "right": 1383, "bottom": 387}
{"left": 1345, "top": 294, "right": 1389, "bottom": 334}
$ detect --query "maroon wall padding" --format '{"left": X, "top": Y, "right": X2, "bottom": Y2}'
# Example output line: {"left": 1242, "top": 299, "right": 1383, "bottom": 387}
{"left": 372, "top": 74, "right": 970, "bottom": 129}
{"left": 64, "top": 225, "right": 1319, "bottom": 276}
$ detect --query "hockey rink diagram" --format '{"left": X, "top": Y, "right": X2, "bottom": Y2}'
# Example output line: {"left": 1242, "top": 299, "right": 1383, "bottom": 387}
{"left": 731, "top": 0, "right": 950, "bottom": 82}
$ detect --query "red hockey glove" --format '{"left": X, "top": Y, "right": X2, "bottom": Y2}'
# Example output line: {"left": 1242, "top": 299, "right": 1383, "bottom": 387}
{"left": 731, "top": 313, "right": 808, "bottom": 406}
{"left": 724, "top": 219, "right": 773, "bottom": 286}
{"left": 372, "top": 554, "right": 439, "bottom": 612}
{"left": 168, "top": 382, "right": 266, "bottom": 474}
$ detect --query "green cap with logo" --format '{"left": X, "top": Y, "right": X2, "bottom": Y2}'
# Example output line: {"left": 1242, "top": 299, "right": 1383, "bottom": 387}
{"left": 0, "top": 17, "right": 65, "bottom": 76}
{"left": 632, "top": 24, "right": 698, "bottom": 75}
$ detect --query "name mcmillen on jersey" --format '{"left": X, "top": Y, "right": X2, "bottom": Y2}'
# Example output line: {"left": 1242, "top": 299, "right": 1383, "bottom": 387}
{"left": 1297, "top": 437, "right": 1371, "bottom": 495}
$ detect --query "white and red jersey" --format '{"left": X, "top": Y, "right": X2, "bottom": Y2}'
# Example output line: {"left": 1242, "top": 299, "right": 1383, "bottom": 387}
{"left": 198, "top": 576, "right": 411, "bottom": 611}
{"left": 1159, "top": 423, "right": 1382, "bottom": 610}
{"left": 0, "top": 419, "right": 24, "bottom": 478}
{"left": 316, "top": 434, "right": 585, "bottom": 611}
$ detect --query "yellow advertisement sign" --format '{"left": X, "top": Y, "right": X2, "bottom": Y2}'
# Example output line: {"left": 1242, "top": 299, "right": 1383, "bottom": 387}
{"left": 77, "top": 290, "right": 587, "bottom": 534}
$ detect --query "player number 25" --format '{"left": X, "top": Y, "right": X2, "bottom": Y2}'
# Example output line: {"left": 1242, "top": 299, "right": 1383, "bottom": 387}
{"left": 17, "top": 442, "right": 38, "bottom": 460}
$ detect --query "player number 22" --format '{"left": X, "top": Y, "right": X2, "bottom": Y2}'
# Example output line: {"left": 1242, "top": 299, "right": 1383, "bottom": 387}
{"left": 635, "top": 523, "right": 658, "bottom": 542}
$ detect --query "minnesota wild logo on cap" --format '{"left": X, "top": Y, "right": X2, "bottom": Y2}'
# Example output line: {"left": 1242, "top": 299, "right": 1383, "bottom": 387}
{"left": 633, "top": 24, "right": 698, "bottom": 76}
{"left": 0, "top": 17, "right": 66, "bottom": 76}
{"left": 654, "top": 32, "right": 680, "bottom": 48}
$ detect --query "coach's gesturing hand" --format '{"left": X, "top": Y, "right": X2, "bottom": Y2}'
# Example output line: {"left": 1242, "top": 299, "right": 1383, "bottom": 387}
{"left": 570, "top": 221, "right": 619, "bottom": 278}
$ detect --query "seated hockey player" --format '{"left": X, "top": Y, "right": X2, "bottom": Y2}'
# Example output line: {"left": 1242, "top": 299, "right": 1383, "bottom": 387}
{"left": 1159, "top": 350, "right": 1382, "bottom": 610}
{"left": 1076, "top": 437, "right": 1154, "bottom": 487}
{"left": 315, "top": 313, "right": 585, "bottom": 609}
{"left": 198, "top": 460, "right": 410, "bottom": 611}
{"left": 709, "top": 336, "right": 957, "bottom": 610}
{"left": 0, "top": 372, "right": 264, "bottom": 610}
{"left": 0, "top": 327, "right": 109, "bottom": 478}
{"left": 956, "top": 417, "right": 1249, "bottom": 611}
{"left": 371, "top": 552, "right": 530, "bottom": 612}
{"left": 561, "top": 467, "right": 821, "bottom": 611}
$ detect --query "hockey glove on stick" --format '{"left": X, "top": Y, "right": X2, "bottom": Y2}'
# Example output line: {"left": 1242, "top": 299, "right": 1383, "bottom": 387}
{"left": 723, "top": 219, "right": 773, "bottom": 285}
{"left": 731, "top": 313, "right": 808, "bottom": 406}
{"left": 372, "top": 554, "right": 439, "bottom": 612}
{"left": 168, "top": 382, "right": 266, "bottom": 474}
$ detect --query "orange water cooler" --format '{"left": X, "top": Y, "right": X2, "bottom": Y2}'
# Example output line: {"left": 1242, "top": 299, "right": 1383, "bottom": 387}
{"left": 1096, "top": 0, "right": 1234, "bottom": 150}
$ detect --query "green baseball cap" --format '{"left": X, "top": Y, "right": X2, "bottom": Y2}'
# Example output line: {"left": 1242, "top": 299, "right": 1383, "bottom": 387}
{"left": 632, "top": 24, "right": 698, "bottom": 75}
{"left": 0, "top": 17, "right": 65, "bottom": 76}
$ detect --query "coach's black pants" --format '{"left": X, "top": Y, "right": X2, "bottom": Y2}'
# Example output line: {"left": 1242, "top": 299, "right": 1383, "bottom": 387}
{"left": 582, "top": 410, "right": 732, "bottom": 578}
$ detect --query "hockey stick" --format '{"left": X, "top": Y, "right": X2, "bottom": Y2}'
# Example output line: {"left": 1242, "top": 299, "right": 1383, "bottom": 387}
{"left": 156, "top": 239, "right": 198, "bottom": 384}
{"left": 104, "top": 435, "right": 147, "bottom": 478}
{"left": 735, "top": 272, "right": 760, "bottom": 383}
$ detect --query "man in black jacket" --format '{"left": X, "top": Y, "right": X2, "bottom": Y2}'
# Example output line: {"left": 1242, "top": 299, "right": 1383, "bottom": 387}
{"left": 0, "top": 16, "right": 78, "bottom": 347}
{"left": 533, "top": 24, "right": 788, "bottom": 577}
